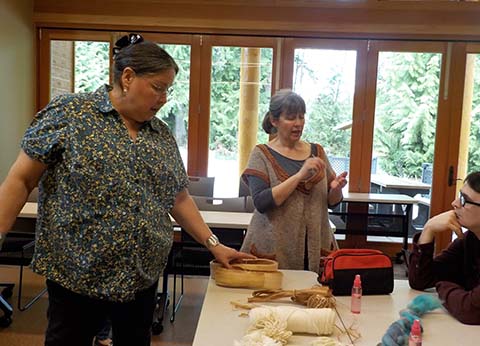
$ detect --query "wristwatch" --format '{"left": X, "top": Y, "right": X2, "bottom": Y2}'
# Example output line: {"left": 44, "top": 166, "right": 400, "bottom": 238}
{"left": 205, "top": 233, "right": 220, "bottom": 249}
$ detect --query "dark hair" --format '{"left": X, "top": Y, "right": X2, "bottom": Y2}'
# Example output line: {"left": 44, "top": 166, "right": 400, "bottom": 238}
{"left": 465, "top": 171, "right": 480, "bottom": 193}
{"left": 112, "top": 33, "right": 179, "bottom": 85}
{"left": 262, "top": 89, "right": 306, "bottom": 134}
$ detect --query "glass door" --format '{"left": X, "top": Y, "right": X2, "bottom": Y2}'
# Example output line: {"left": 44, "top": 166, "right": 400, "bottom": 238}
{"left": 366, "top": 41, "right": 446, "bottom": 239}
{"left": 281, "top": 39, "right": 370, "bottom": 193}
{"left": 200, "top": 36, "right": 279, "bottom": 197}
{"left": 458, "top": 45, "right": 480, "bottom": 182}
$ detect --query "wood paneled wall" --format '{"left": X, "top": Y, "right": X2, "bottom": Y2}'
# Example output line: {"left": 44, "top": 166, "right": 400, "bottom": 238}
{"left": 34, "top": 0, "right": 480, "bottom": 40}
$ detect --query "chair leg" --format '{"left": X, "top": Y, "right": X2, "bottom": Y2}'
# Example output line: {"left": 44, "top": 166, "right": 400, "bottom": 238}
{"left": 17, "top": 241, "right": 47, "bottom": 311}
{"left": 0, "top": 285, "right": 14, "bottom": 327}
{"left": 170, "top": 248, "right": 184, "bottom": 323}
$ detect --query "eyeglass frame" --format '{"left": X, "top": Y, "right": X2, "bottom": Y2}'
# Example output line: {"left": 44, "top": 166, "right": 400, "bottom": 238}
{"left": 149, "top": 81, "right": 173, "bottom": 97}
{"left": 459, "top": 191, "right": 480, "bottom": 207}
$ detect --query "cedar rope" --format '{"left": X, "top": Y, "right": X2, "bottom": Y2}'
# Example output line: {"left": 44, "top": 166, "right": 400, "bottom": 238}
{"left": 248, "top": 286, "right": 336, "bottom": 309}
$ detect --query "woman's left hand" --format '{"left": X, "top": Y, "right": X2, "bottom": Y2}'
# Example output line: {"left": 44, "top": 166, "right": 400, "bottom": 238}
{"left": 209, "top": 244, "right": 256, "bottom": 268}
{"left": 330, "top": 171, "right": 348, "bottom": 191}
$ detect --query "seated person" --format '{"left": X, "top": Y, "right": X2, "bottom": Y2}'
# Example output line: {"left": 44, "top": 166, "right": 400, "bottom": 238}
{"left": 408, "top": 171, "right": 480, "bottom": 325}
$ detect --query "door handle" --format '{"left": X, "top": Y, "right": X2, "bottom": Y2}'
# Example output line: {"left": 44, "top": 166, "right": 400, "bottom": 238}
{"left": 448, "top": 166, "right": 455, "bottom": 186}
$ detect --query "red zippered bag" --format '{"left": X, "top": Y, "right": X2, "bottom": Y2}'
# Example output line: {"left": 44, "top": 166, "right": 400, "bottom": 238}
{"left": 318, "top": 248, "right": 394, "bottom": 296}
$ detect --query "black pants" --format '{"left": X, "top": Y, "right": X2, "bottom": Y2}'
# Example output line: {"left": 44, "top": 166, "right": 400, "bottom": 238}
{"left": 45, "top": 280, "right": 157, "bottom": 346}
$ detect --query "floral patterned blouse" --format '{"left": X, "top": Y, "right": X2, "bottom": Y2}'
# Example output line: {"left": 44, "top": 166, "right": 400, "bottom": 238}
{"left": 21, "top": 85, "right": 188, "bottom": 302}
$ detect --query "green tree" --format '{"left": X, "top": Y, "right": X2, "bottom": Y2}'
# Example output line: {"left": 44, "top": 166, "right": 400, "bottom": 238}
{"left": 467, "top": 55, "right": 480, "bottom": 173}
{"left": 293, "top": 51, "right": 353, "bottom": 158}
{"left": 157, "top": 44, "right": 191, "bottom": 148}
{"left": 374, "top": 52, "right": 440, "bottom": 178}
{"left": 303, "top": 71, "right": 352, "bottom": 157}
{"left": 209, "top": 47, "right": 272, "bottom": 158}
{"left": 74, "top": 41, "right": 109, "bottom": 93}
{"left": 73, "top": 41, "right": 480, "bottom": 178}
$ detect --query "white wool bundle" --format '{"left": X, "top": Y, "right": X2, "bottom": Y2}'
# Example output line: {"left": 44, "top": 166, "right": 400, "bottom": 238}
{"left": 310, "top": 336, "right": 346, "bottom": 346}
{"left": 233, "top": 330, "right": 284, "bottom": 346}
{"left": 249, "top": 306, "right": 336, "bottom": 336}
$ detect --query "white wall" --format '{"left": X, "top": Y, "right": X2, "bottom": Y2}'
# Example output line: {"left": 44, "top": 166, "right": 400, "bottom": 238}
{"left": 0, "top": 0, "right": 34, "bottom": 180}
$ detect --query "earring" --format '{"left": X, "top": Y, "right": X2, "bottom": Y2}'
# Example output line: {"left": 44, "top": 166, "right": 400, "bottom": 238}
{"left": 123, "top": 88, "right": 128, "bottom": 94}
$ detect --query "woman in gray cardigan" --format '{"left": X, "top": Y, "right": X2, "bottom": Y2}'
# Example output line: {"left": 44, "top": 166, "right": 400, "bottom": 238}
{"left": 240, "top": 89, "right": 348, "bottom": 273}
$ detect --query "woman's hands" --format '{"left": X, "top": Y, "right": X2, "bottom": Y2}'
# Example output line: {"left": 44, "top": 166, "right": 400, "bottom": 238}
{"left": 327, "top": 171, "right": 348, "bottom": 206}
{"left": 297, "top": 157, "right": 326, "bottom": 181}
{"left": 209, "top": 244, "right": 256, "bottom": 269}
{"left": 330, "top": 171, "right": 348, "bottom": 192}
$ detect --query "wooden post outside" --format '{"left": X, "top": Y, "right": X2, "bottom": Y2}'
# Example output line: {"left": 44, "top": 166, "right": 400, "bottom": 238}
{"left": 238, "top": 47, "right": 261, "bottom": 177}
{"left": 457, "top": 54, "right": 475, "bottom": 184}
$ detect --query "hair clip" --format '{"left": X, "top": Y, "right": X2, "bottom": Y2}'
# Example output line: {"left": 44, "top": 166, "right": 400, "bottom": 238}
{"left": 113, "top": 33, "right": 144, "bottom": 58}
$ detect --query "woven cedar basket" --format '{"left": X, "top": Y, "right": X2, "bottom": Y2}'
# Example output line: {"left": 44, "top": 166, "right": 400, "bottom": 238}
{"left": 210, "top": 259, "right": 283, "bottom": 289}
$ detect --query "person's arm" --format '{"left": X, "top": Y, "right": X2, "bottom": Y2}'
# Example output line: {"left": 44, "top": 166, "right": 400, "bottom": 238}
{"left": 170, "top": 189, "right": 255, "bottom": 268}
{"left": 436, "top": 281, "right": 480, "bottom": 325}
{"left": 247, "top": 175, "right": 275, "bottom": 213}
{"left": 418, "top": 210, "right": 463, "bottom": 244}
{"left": 0, "top": 150, "right": 47, "bottom": 247}
{"left": 409, "top": 210, "right": 464, "bottom": 290}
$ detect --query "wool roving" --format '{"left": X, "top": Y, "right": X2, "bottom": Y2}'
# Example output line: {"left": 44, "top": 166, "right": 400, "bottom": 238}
{"left": 378, "top": 294, "right": 442, "bottom": 346}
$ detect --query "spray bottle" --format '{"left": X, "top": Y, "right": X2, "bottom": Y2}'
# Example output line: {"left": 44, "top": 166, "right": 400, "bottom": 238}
{"left": 409, "top": 319, "right": 422, "bottom": 346}
{"left": 351, "top": 274, "right": 362, "bottom": 314}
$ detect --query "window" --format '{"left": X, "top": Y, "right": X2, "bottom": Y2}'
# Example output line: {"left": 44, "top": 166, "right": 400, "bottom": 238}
{"left": 292, "top": 48, "right": 357, "bottom": 176}
{"left": 50, "top": 40, "right": 110, "bottom": 99}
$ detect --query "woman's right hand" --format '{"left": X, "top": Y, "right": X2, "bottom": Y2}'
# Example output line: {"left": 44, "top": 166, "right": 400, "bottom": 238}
{"left": 297, "top": 157, "right": 325, "bottom": 181}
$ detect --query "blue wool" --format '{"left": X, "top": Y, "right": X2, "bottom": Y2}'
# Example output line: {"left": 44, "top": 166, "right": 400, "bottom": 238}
{"left": 378, "top": 295, "right": 442, "bottom": 346}
{"left": 407, "top": 294, "right": 442, "bottom": 315}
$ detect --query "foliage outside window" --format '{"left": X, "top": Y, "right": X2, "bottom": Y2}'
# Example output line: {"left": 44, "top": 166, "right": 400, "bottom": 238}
{"left": 374, "top": 52, "right": 440, "bottom": 179}
{"left": 467, "top": 54, "right": 480, "bottom": 173}
{"left": 74, "top": 41, "right": 110, "bottom": 93}
{"left": 209, "top": 47, "right": 272, "bottom": 159}
{"left": 293, "top": 49, "right": 356, "bottom": 159}
{"left": 72, "top": 41, "right": 480, "bottom": 179}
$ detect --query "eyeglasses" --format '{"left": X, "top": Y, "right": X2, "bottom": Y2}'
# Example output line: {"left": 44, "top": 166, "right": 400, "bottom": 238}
{"left": 113, "top": 33, "right": 144, "bottom": 58}
{"left": 459, "top": 191, "right": 480, "bottom": 207}
{"left": 150, "top": 82, "right": 173, "bottom": 97}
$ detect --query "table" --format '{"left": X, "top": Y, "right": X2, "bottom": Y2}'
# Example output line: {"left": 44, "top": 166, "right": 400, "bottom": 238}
{"left": 193, "top": 270, "right": 479, "bottom": 346}
{"left": 19, "top": 202, "right": 253, "bottom": 228}
{"left": 371, "top": 174, "right": 430, "bottom": 198}
{"left": 330, "top": 192, "right": 417, "bottom": 253}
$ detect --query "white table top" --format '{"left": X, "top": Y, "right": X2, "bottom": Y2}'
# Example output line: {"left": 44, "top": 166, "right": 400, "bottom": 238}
{"left": 343, "top": 192, "right": 417, "bottom": 204}
{"left": 18, "top": 202, "right": 37, "bottom": 218}
{"left": 193, "top": 271, "right": 478, "bottom": 346}
{"left": 19, "top": 192, "right": 417, "bottom": 223}
{"left": 371, "top": 174, "right": 431, "bottom": 190}
{"left": 19, "top": 202, "right": 253, "bottom": 228}
{"left": 18, "top": 203, "right": 338, "bottom": 232}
